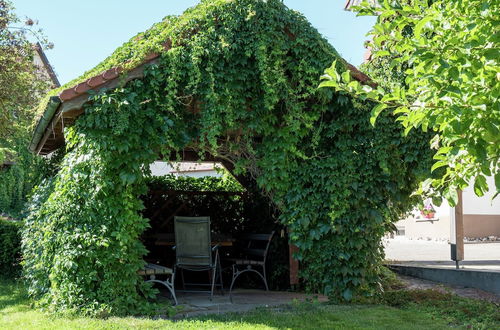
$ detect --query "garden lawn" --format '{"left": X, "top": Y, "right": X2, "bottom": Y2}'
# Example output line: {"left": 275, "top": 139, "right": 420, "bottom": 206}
{"left": 0, "top": 278, "right": 491, "bottom": 329}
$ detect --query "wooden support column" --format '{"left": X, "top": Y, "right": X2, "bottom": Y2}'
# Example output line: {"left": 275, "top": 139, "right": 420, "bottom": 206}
{"left": 287, "top": 227, "right": 299, "bottom": 287}
{"left": 289, "top": 243, "right": 299, "bottom": 287}
{"left": 450, "top": 190, "right": 464, "bottom": 268}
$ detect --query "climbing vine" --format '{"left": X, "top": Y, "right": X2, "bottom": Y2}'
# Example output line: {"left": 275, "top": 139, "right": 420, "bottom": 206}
{"left": 23, "top": 0, "right": 433, "bottom": 315}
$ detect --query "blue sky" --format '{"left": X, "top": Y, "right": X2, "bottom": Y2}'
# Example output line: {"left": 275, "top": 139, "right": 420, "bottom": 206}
{"left": 12, "top": 1, "right": 375, "bottom": 85}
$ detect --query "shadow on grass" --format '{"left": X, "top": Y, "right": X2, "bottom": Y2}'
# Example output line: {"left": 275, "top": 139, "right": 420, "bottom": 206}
{"left": 187, "top": 302, "right": 449, "bottom": 330}
{"left": 2, "top": 278, "right": 496, "bottom": 329}
{"left": 0, "top": 277, "right": 31, "bottom": 313}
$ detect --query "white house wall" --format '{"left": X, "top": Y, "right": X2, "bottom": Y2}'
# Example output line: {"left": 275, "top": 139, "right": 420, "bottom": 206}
{"left": 462, "top": 176, "right": 500, "bottom": 215}
{"left": 149, "top": 161, "right": 221, "bottom": 178}
{"left": 396, "top": 176, "right": 500, "bottom": 240}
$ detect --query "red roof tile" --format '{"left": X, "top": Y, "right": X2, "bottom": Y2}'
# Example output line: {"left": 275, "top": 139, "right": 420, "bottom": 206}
{"left": 57, "top": 41, "right": 171, "bottom": 102}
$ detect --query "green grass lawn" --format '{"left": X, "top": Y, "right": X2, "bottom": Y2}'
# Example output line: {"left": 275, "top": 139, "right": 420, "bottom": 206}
{"left": 1, "top": 278, "right": 497, "bottom": 329}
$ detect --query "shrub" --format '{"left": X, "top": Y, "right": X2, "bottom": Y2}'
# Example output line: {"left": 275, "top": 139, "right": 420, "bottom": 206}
{"left": 0, "top": 218, "right": 22, "bottom": 277}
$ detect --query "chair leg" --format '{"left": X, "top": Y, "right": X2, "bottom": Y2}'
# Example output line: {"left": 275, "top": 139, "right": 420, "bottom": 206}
{"left": 180, "top": 268, "right": 186, "bottom": 290}
{"left": 217, "top": 253, "right": 224, "bottom": 295}
{"left": 230, "top": 264, "right": 269, "bottom": 302}
{"left": 210, "top": 266, "right": 216, "bottom": 301}
{"left": 262, "top": 264, "right": 269, "bottom": 291}
{"left": 170, "top": 267, "right": 177, "bottom": 305}
{"left": 229, "top": 264, "right": 238, "bottom": 303}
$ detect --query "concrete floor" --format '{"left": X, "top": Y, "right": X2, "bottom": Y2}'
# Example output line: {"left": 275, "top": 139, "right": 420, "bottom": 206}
{"left": 171, "top": 289, "right": 326, "bottom": 319}
{"left": 384, "top": 237, "right": 500, "bottom": 271}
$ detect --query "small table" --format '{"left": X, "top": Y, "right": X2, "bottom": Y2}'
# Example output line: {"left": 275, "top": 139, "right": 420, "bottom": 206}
{"left": 153, "top": 233, "right": 234, "bottom": 247}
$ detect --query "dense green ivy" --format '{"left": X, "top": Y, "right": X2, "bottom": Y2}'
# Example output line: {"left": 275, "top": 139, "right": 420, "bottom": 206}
{"left": 23, "top": 0, "right": 433, "bottom": 315}
{"left": 145, "top": 173, "right": 243, "bottom": 192}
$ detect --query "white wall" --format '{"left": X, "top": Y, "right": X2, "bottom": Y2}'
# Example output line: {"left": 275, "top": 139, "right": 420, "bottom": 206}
{"left": 149, "top": 161, "right": 221, "bottom": 178}
{"left": 150, "top": 161, "right": 173, "bottom": 176}
{"left": 462, "top": 176, "right": 500, "bottom": 215}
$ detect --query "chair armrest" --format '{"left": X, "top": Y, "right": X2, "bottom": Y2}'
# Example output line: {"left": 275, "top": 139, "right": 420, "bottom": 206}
{"left": 212, "top": 243, "right": 220, "bottom": 251}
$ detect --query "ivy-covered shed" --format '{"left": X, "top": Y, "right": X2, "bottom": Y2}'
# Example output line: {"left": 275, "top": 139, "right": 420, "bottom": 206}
{"left": 25, "top": 0, "right": 431, "bottom": 315}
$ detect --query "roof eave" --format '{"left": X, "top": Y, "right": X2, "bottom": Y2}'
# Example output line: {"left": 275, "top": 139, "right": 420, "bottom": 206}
{"left": 29, "top": 96, "right": 61, "bottom": 154}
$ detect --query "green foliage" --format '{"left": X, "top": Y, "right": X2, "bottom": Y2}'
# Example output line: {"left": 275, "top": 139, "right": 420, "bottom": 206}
{"left": 24, "top": 0, "right": 432, "bottom": 315}
{"left": 143, "top": 175, "right": 247, "bottom": 237}
{"left": 0, "top": 219, "right": 22, "bottom": 277}
{"left": 145, "top": 173, "right": 243, "bottom": 192}
{"left": 0, "top": 0, "right": 52, "bottom": 139}
{"left": 0, "top": 139, "right": 50, "bottom": 217}
{"left": 0, "top": 0, "right": 55, "bottom": 217}
{"left": 321, "top": 0, "right": 500, "bottom": 204}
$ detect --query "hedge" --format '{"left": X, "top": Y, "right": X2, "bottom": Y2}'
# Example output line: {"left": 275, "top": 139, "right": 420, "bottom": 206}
{"left": 0, "top": 218, "right": 22, "bottom": 277}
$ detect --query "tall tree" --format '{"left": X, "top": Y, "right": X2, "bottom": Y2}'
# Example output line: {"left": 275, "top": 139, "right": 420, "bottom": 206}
{"left": 321, "top": 0, "right": 499, "bottom": 204}
{"left": 0, "top": 0, "right": 51, "bottom": 147}
{"left": 0, "top": 0, "right": 53, "bottom": 216}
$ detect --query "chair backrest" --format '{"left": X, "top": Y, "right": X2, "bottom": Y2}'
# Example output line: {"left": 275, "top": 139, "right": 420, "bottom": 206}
{"left": 174, "top": 216, "right": 212, "bottom": 267}
{"left": 240, "top": 231, "right": 275, "bottom": 262}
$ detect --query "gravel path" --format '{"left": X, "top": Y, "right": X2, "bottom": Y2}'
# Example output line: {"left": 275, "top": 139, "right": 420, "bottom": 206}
{"left": 398, "top": 274, "right": 500, "bottom": 304}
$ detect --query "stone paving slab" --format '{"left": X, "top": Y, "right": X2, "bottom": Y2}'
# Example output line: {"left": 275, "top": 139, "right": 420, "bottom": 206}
{"left": 172, "top": 289, "right": 326, "bottom": 319}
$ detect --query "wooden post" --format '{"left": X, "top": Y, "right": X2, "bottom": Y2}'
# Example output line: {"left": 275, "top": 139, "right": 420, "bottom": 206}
{"left": 287, "top": 227, "right": 300, "bottom": 287}
{"left": 289, "top": 243, "right": 299, "bottom": 287}
{"left": 450, "top": 190, "right": 464, "bottom": 268}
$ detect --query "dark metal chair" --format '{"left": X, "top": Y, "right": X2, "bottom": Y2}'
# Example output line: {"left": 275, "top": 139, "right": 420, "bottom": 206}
{"left": 173, "top": 216, "right": 223, "bottom": 300}
{"left": 227, "top": 231, "right": 275, "bottom": 302}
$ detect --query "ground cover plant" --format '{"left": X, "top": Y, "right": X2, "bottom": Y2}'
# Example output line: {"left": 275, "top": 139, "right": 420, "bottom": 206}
{"left": 24, "top": 0, "right": 433, "bottom": 315}
{"left": 3, "top": 278, "right": 493, "bottom": 330}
